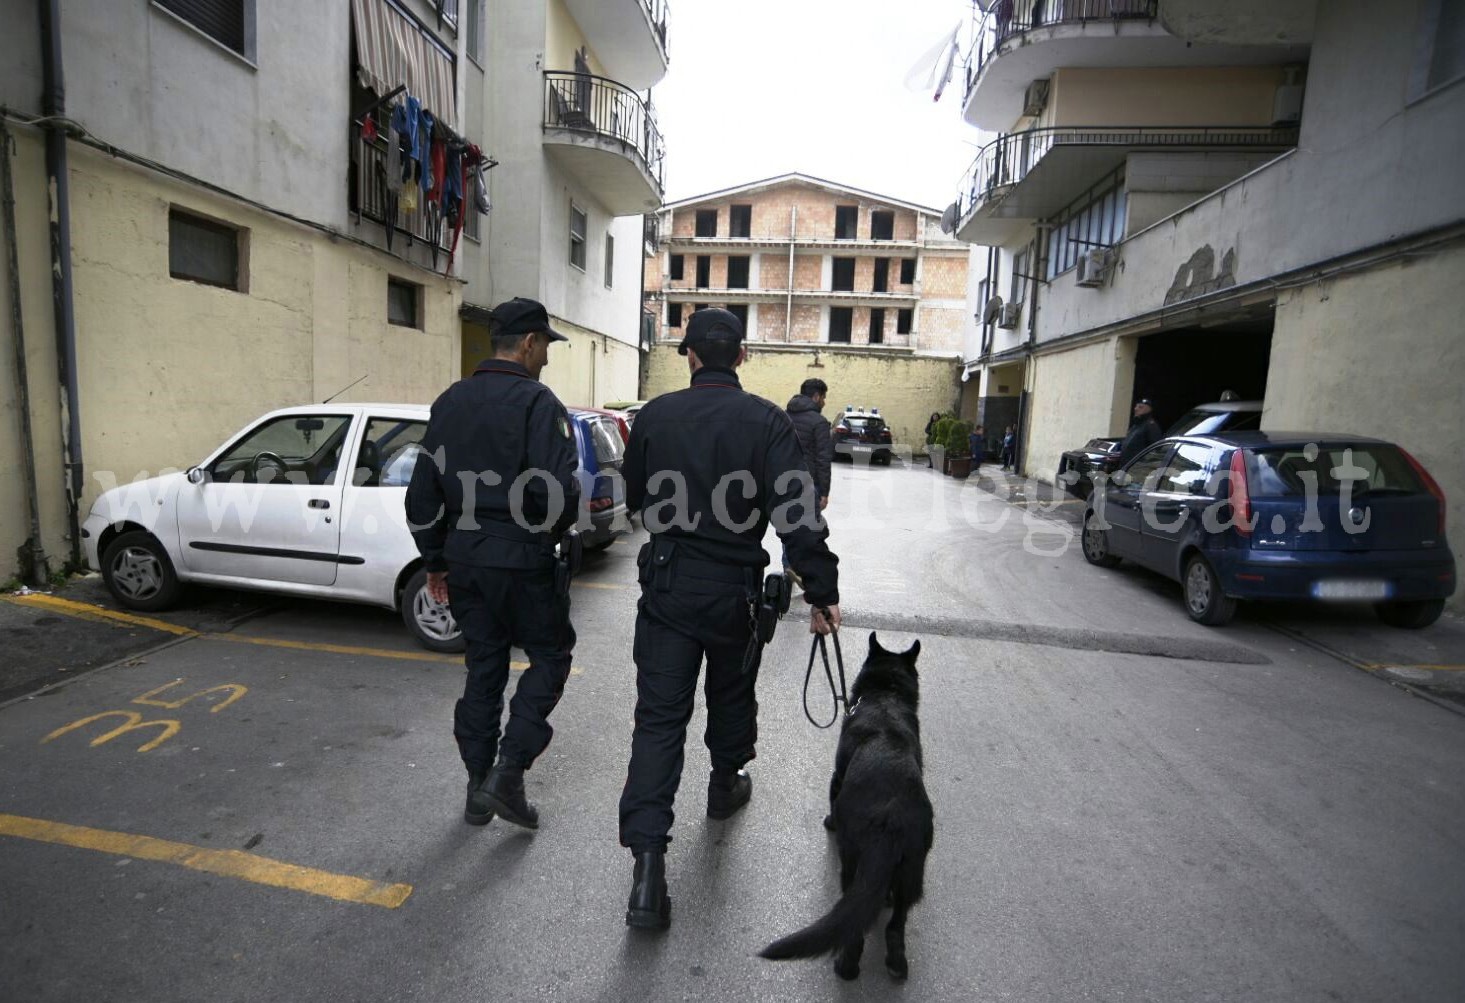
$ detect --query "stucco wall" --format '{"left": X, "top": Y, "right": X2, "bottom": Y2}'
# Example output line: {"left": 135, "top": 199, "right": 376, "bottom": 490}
{"left": 1050, "top": 66, "right": 1288, "bottom": 127}
{"left": 0, "top": 145, "right": 461, "bottom": 579}
{"left": 1264, "top": 247, "right": 1465, "bottom": 605}
{"left": 1024, "top": 337, "right": 1134, "bottom": 484}
{"left": 642, "top": 345, "right": 962, "bottom": 452}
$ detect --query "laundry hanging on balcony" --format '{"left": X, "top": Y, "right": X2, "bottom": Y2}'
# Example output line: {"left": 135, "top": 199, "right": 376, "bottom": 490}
{"left": 351, "top": 0, "right": 457, "bottom": 130}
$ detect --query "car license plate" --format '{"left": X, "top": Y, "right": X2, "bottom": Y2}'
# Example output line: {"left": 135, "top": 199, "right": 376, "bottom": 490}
{"left": 1313, "top": 579, "right": 1390, "bottom": 600}
{"left": 853, "top": 444, "right": 873, "bottom": 451}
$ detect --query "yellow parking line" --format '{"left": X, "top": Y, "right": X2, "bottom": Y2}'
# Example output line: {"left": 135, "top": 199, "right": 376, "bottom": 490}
{"left": 0, "top": 812, "right": 411, "bottom": 908}
{"left": 202, "top": 633, "right": 583, "bottom": 674}
{"left": 4, "top": 592, "right": 585, "bottom": 673}
{"left": 1364, "top": 663, "right": 1465, "bottom": 673}
{"left": 2, "top": 593, "right": 197, "bottom": 636}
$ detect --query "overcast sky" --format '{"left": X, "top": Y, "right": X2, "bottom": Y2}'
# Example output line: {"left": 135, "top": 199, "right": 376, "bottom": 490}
{"left": 653, "top": 0, "right": 984, "bottom": 210}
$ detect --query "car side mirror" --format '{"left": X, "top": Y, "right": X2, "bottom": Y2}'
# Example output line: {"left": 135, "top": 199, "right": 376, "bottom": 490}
{"left": 187, "top": 466, "right": 208, "bottom": 485}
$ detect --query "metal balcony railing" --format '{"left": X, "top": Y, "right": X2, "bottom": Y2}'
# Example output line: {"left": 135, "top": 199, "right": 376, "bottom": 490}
{"left": 965, "top": 0, "right": 1158, "bottom": 102}
{"left": 641, "top": 0, "right": 670, "bottom": 55}
{"left": 954, "top": 124, "right": 1301, "bottom": 223}
{"left": 543, "top": 71, "right": 666, "bottom": 190}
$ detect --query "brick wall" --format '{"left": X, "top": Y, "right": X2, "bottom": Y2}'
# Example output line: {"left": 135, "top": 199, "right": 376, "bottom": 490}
{"left": 921, "top": 253, "right": 969, "bottom": 299}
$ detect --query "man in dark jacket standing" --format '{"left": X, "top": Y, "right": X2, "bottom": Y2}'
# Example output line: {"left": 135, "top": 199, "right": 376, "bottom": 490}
{"left": 785, "top": 378, "right": 833, "bottom": 512}
{"left": 619, "top": 308, "right": 840, "bottom": 932}
{"left": 406, "top": 297, "right": 580, "bottom": 832}
{"left": 1118, "top": 398, "right": 1164, "bottom": 466}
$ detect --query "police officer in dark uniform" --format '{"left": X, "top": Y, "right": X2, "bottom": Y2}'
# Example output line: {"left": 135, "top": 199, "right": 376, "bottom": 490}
{"left": 405, "top": 297, "right": 580, "bottom": 832}
{"left": 1118, "top": 397, "right": 1164, "bottom": 466}
{"left": 619, "top": 308, "right": 841, "bottom": 930}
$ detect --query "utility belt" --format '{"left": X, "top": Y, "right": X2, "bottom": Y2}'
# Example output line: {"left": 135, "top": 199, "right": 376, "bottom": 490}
{"left": 637, "top": 538, "right": 790, "bottom": 667}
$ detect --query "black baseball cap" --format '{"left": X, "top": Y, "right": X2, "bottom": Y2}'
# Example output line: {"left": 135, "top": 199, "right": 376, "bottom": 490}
{"left": 1135, "top": 398, "right": 1154, "bottom": 407}
{"left": 677, "top": 307, "right": 744, "bottom": 356}
{"left": 490, "top": 297, "right": 568, "bottom": 342}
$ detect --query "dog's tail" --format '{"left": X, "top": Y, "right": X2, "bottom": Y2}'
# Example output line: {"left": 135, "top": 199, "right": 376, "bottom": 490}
{"left": 759, "top": 834, "right": 899, "bottom": 960}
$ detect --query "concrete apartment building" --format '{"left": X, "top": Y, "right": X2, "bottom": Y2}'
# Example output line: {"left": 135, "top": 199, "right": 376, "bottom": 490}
{"left": 0, "top": 0, "right": 666, "bottom": 583}
{"left": 951, "top": 0, "right": 1464, "bottom": 600}
{"left": 642, "top": 174, "right": 972, "bottom": 450}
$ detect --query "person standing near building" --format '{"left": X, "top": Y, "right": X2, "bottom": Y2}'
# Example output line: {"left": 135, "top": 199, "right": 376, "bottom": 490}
{"left": 969, "top": 424, "right": 987, "bottom": 475}
{"left": 406, "top": 297, "right": 580, "bottom": 832}
{"left": 1001, "top": 425, "right": 1017, "bottom": 471}
{"left": 619, "top": 308, "right": 841, "bottom": 931}
{"left": 1118, "top": 398, "right": 1164, "bottom": 466}
{"left": 784, "top": 377, "right": 833, "bottom": 585}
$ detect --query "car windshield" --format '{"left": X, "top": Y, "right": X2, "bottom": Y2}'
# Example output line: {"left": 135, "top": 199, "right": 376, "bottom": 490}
{"left": 1248, "top": 444, "right": 1424, "bottom": 496}
{"left": 1166, "top": 408, "right": 1261, "bottom": 437}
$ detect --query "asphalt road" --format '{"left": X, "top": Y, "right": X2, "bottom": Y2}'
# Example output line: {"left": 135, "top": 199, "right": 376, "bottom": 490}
{"left": 2, "top": 461, "right": 1464, "bottom": 1002}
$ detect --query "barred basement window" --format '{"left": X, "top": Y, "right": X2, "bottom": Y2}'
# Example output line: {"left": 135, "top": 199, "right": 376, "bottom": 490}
{"left": 153, "top": 0, "right": 251, "bottom": 58}
{"left": 388, "top": 278, "right": 422, "bottom": 329}
{"left": 169, "top": 208, "right": 245, "bottom": 291}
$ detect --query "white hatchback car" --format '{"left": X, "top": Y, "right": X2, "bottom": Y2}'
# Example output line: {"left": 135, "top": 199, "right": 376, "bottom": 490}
{"left": 82, "top": 404, "right": 465, "bottom": 651}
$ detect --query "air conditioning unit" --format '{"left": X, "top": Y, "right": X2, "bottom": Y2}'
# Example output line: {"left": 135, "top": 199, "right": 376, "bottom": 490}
{"left": 997, "top": 302, "right": 1021, "bottom": 329}
{"left": 1022, "top": 79, "right": 1050, "bottom": 118}
{"left": 1075, "top": 249, "right": 1111, "bottom": 288}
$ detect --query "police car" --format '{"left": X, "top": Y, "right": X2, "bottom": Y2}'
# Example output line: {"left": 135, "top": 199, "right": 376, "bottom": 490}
{"left": 82, "top": 404, "right": 627, "bottom": 653}
{"left": 832, "top": 405, "right": 895, "bottom": 465}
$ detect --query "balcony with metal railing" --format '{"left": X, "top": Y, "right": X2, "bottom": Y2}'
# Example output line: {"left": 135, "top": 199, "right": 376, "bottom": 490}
{"left": 952, "top": 123, "right": 1299, "bottom": 245}
{"left": 563, "top": 0, "right": 670, "bottom": 89}
{"left": 543, "top": 72, "right": 665, "bottom": 216}
{"left": 350, "top": 126, "right": 479, "bottom": 260}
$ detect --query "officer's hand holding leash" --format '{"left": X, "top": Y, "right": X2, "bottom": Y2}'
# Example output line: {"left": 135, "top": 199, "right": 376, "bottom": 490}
{"left": 810, "top": 602, "right": 841, "bottom": 635}
{"left": 427, "top": 570, "right": 449, "bottom": 604}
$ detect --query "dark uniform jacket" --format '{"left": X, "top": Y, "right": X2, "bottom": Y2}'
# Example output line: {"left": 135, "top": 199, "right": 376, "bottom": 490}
{"left": 405, "top": 359, "right": 580, "bottom": 572}
{"left": 785, "top": 395, "right": 833, "bottom": 499}
{"left": 1118, "top": 415, "right": 1164, "bottom": 466}
{"left": 625, "top": 368, "right": 839, "bottom": 607}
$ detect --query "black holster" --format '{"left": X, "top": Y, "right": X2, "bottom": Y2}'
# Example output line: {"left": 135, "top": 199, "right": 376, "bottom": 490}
{"left": 554, "top": 530, "right": 582, "bottom": 598}
{"left": 755, "top": 573, "right": 788, "bottom": 645}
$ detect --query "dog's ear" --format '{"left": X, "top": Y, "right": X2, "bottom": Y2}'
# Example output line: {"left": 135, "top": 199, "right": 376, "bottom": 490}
{"left": 868, "top": 631, "right": 885, "bottom": 655}
{"left": 901, "top": 639, "right": 921, "bottom": 662}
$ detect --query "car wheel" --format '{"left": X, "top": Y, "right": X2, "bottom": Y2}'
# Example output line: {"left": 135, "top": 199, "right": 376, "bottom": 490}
{"left": 1183, "top": 555, "right": 1236, "bottom": 626}
{"left": 1081, "top": 512, "right": 1121, "bottom": 569}
{"left": 1374, "top": 599, "right": 1445, "bottom": 629}
{"left": 101, "top": 531, "right": 183, "bottom": 612}
{"left": 401, "top": 568, "right": 465, "bottom": 653}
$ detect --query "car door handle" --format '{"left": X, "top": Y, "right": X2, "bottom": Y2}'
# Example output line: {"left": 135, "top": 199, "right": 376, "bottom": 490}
{"left": 1153, "top": 502, "right": 1183, "bottom": 515}
{"left": 309, "top": 499, "right": 331, "bottom": 510}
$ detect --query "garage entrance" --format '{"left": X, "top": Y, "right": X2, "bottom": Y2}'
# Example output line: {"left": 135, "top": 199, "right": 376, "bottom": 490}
{"left": 1130, "top": 315, "right": 1273, "bottom": 430}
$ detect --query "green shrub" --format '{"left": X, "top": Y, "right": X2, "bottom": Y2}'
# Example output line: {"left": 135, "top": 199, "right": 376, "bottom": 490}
{"left": 943, "top": 419, "right": 973, "bottom": 457}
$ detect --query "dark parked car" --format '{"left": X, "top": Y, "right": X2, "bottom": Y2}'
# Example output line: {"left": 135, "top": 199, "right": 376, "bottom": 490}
{"left": 833, "top": 407, "right": 894, "bottom": 465}
{"left": 1059, "top": 400, "right": 1263, "bottom": 498}
{"left": 1080, "top": 432, "right": 1455, "bottom": 627}
{"left": 568, "top": 408, "right": 630, "bottom": 550}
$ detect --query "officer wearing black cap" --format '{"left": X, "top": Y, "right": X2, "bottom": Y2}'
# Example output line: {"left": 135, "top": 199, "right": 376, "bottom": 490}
{"left": 406, "top": 296, "right": 580, "bottom": 831}
{"left": 619, "top": 307, "right": 841, "bottom": 930}
{"left": 1118, "top": 397, "right": 1164, "bottom": 466}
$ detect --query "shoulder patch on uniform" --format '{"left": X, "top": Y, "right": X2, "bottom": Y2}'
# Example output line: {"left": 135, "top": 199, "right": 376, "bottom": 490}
{"left": 557, "top": 414, "right": 571, "bottom": 439}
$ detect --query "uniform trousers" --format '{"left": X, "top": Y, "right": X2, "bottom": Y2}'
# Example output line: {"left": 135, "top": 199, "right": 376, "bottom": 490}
{"left": 448, "top": 562, "right": 575, "bottom": 774}
{"left": 618, "top": 580, "right": 763, "bottom": 854}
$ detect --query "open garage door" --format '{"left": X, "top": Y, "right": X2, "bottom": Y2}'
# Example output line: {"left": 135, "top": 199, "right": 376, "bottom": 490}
{"left": 1131, "top": 317, "right": 1273, "bottom": 430}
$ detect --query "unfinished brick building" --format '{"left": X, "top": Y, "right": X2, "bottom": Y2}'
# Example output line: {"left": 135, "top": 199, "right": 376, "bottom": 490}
{"left": 644, "top": 174, "right": 971, "bottom": 355}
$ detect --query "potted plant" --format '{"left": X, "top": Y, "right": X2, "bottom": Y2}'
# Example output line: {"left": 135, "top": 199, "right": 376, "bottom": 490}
{"left": 943, "top": 419, "right": 973, "bottom": 478}
{"left": 927, "top": 416, "right": 952, "bottom": 472}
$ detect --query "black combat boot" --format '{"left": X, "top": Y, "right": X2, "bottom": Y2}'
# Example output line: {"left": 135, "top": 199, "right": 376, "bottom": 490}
{"left": 479, "top": 763, "right": 539, "bottom": 830}
{"left": 707, "top": 768, "right": 752, "bottom": 820}
{"left": 625, "top": 851, "right": 671, "bottom": 930}
{"left": 464, "top": 769, "right": 494, "bottom": 826}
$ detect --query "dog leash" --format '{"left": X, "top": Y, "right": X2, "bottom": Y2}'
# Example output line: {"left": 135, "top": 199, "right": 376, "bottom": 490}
{"left": 802, "top": 608, "right": 849, "bottom": 729}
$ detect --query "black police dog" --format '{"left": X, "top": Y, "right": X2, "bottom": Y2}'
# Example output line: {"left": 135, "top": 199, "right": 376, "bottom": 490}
{"left": 760, "top": 633, "right": 933, "bottom": 980}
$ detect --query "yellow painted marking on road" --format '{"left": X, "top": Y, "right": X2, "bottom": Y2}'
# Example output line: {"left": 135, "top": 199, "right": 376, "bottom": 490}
{"left": 1364, "top": 662, "right": 1465, "bottom": 673}
{"left": 41, "top": 711, "right": 182, "bottom": 753}
{"left": 2, "top": 593, "right": 197, "bottom": 635}
{"left": 0, "top": 813, "right": 412, "bottom": 909}
{"left": 132, "top": 679, "right": 250, "bottom": 713}
{"left": 200, "top": 633, "right": 583, "bottom": 674}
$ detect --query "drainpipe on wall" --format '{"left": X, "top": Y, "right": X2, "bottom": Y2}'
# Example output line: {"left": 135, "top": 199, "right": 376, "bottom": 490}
{"left": 1, "top": 122, "right": 51, "bottom": 585}
{"left": 40, "top": 0, "right": 83, "bottom": 570}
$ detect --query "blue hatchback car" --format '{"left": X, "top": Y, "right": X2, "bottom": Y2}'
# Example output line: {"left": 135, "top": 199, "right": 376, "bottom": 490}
{"left": 1081, "top": 432, "right": 1456, "bottom": 627}
{"left": 567, "top": 407, "right": 630, "bottom": 551}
